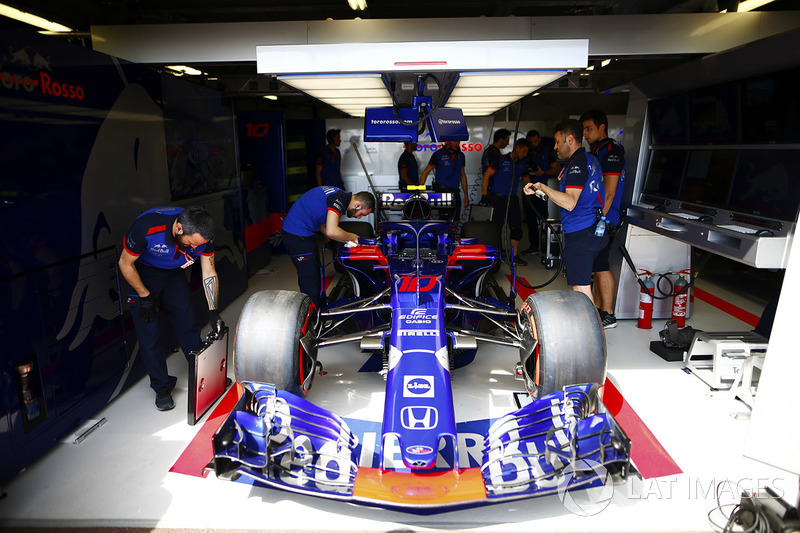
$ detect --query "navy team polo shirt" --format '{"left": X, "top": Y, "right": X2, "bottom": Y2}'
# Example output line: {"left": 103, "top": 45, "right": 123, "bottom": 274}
{"left": 425, "top": 147, "right": 465, "bottom": 190}
{"left": 488, "top": 154, "right": 529, "bottom": 195}
{"left": 397, "top": 150, "right": 419, "bottom": 186}
{"left": 317, "top": 146, "right": 344, "bottom": 189}
{"left": 595, "top": 139, "right": 626, "bottom": 226}
{"left": 282, "top": 186, "right": 351, "bottom": 237}
{"left": 559, "top": 147, "right": 606, "bottom": 234}
{"left": 123, "top": 207, "right": 214, "bottom": 269}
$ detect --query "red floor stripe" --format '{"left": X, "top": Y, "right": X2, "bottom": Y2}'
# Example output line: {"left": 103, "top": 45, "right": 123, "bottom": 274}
{"left": 603, "top": 379, "right": 682, "bottom": 479}
{"left": 170, "top": 384, "right": 243, "bottom": 478}
{"left": 506, "top": 274, "right": 536, "bottom": 301}
{"left": 694, "top": 287, "right": 760, "bottom": 328}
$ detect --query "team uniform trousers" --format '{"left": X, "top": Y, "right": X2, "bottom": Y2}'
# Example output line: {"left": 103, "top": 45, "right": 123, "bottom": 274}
{"left": 283, "top": 231, "right": 323, "bottom": 307}
{"left": 128, "top": 264, "right": 200, "bottom": 394}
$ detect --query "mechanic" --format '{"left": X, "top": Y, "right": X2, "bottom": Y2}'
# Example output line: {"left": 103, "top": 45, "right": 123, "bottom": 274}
{"left": 282, "top": 186, "right": 375, "bottom": 307}
{"left": 316, "top": 128, "right": 344, "bottom": 189}
{"left": 397, "top": 141, "right": 419, "bottom": 191}
{"left": 482, "top": 138, "right": 531, "bottom": 266}
{"left": 480, "top": 128, "right": 510, "bottom": 177}
{"left": 522, "top": 129, "right": 560, "bottom": 256}
{"left": 581, "top": 109, "right": 626, "bottom": 329}
{"left": 119, "top": 206, "right": 224, "bottom": 411}
{"left": 524, "top": 119, "right": 608, "bottom": 302}
{"left": 418, "top": 141, "right": 469, "bottom": 222}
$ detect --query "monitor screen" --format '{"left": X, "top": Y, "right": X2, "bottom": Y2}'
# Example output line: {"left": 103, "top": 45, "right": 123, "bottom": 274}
{"left": 741, "top": 68, "right": 800, "bottom": 144}
{"left": 643, "top": 149, "right": 687, "bottom": 200}
{"left": 688, "top": 84, "right": 739, "bottom": 144}
{"left": 679, "top": 150, "right": 738, "bottom": 208}
{"left": 728, "top": 149, "right": 800, "bottom": 222}
{"left": 649, "top": 95, "right": 688, "bottom": 145}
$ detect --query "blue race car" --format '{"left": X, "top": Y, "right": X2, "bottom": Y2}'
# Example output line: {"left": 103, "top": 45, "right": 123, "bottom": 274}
{"left": 212, "top": 191, "right": 630, "bottom": 510}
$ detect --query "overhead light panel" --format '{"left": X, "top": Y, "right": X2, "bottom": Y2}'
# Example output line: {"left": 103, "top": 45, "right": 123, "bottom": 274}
{"left": 347, "top": 0, "right": 367, "bottom": 10}
{"left": 165, "top": 65, "right": 204, "bottom": 76}
{"left": 446, "top": 71, "right": 565, "bottom": 116}
{"left": 0, "top": 3, "right": 74, "bottom": 32}
{"left": 720, "top": 0, "right": 775, "bottom": 12}
{"left": 263, "top": 95, "right": 278, "bottom": 100}
{"left": 278, "top": 73, "right": 388, "bottom": 117}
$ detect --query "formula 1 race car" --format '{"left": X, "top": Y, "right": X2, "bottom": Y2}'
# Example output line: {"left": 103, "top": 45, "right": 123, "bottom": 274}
{"left": 212, "top": 190, "right": 630, "bottom": 511}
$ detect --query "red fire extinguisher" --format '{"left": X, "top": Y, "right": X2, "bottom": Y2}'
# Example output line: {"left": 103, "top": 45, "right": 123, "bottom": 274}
{"left": 638, "top": 270, "right": 655, "bottom": 329}
{"left": 671, "top": 269, "right": 691, "bottom": 328}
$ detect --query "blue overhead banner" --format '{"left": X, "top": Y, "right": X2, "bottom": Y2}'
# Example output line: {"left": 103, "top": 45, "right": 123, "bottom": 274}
{"left": 363, "top": 106, "right": 419, "bottom": 142}
{"left": 427, "top": 107, "right": 469, "bottom": 142}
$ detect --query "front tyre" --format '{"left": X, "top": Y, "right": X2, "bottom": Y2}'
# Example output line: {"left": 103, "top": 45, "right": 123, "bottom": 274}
{"left": 518, "top": 290, "right": 606, "bottom": 397}
{"left": 233, "top": 290, "right": 314, "bottom": 395}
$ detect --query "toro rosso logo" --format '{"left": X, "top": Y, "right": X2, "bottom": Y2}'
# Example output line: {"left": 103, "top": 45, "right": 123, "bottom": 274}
{"left": 400, "top": 308, "right": 437, "bottom": 324}
{"left": 404, "top": 375, "right": 434, "bottom": 397}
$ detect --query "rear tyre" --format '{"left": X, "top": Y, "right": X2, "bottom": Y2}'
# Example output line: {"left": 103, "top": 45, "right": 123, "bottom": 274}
{"left": 233, "top": 290, "right": 313, "bottom": 395}
{"left": 518, "top": 290, "right": 606, "bottom": 397}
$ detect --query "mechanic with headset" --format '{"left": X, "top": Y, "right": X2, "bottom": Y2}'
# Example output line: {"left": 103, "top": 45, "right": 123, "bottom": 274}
{"left": 397, "top": 141, "right": 420, "bottom": 191}
{"left": 522, "top": 129, "right": 560, "bottom": 255}
{"left": 282, "top": 186, "right": 375, "bottom": 307}
{"left": 581, "top": 109, "right": 626, "bottom": 329}
{"left": 316, "top": 128, "right": 345, "bottom": 189}
{"left": 119, "top": 206, "right": 224, "bottom": 411}
{"left": 419, "top": 141, "right": 469, "bottom": 222}
{"left": 524, "top": 119, "right": 608, "bottom": 303}
{"left": 482, "top": 138, "right": 531, "bottom": 266}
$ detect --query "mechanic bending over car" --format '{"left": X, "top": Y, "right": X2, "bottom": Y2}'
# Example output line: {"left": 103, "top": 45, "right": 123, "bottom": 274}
{"left": 282, "top": 186, "right": 376, "bottom": 307}
{"left": 481, "top": 137, "right": 531, "bottom": 266}
{"left": 581, "top": 109, "right": 626, "bottom": 329}
{"left": 524, "top": 119, "right": 608, "bottom": 303}
{"left": 119, "top": 207, "right": 225, "bottom": 411}
{"left": 418, "top": 140, "right": 469, "bottom": 222}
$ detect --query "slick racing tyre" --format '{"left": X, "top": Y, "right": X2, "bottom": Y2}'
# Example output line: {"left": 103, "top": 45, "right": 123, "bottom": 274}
{"left": 518, "top": 290, "right": 606, "bottom": 397}
{"left": 234, "top": 290, "right": 314, "bottom": 395}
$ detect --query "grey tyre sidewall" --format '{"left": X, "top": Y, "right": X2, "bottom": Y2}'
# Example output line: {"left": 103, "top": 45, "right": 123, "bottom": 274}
{"left": 233, "top": 290, "right": 310, "bottom": 395}
{"left": 521, "top": 290, "right": 607, "bottom": 396}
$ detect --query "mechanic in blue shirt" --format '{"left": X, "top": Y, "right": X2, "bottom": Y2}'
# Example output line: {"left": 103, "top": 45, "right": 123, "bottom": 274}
{"left": 419, "top": 141, "right": 469, "bottom": 222}
{"left": 119, "top": 206, "right": 224, "bottom": 411}
{"left": 581, "top": 109, "right": 626, "bottom": 329}
{"left": 522, "top": 129, "right": 561, "bottom": 255}
{"left": 282, "top": 186, "right": 375, "bottom": 307}
{"left": 482, "top": 138, "right": 531, "bottom": 266}
{"left": 316, "top": 128, "right": 344, "bottom": 190}
{"left": 397, "top": 141, "right": 419, "bottom": 191}
{"left": 524, "top": 119, "right": 608, "bottom": 302}
{"left": 480, "top": 128, "right": 510, "bottom": 176}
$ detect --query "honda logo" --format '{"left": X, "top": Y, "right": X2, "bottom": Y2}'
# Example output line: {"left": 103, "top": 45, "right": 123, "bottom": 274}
{"left": 400, "top": 406, "right": 438, "bottom": 430}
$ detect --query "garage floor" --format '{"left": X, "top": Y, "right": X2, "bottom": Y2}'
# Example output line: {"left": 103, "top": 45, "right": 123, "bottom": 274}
{"left": 1, "top": 244, "right": 796, "bottom": 532}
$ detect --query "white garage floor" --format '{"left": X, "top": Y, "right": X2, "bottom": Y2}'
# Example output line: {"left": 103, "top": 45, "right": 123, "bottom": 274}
{"left": 0, "top": 250, "right": 796, "bottom": 532}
